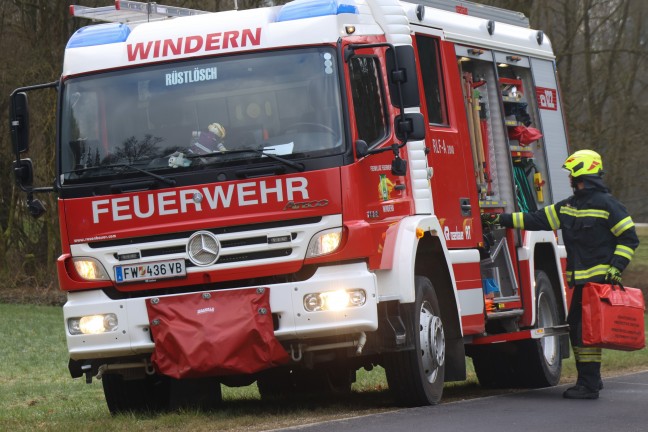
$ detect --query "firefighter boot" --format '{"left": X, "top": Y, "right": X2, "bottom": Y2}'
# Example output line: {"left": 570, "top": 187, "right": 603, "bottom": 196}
{"left": 563, "top": 384, "right": 599, "bottom": 399}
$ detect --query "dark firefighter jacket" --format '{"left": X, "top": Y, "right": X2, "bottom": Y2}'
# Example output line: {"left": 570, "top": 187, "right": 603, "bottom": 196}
{"left": 499, "top": 176, "right": 639, "bottom": 286}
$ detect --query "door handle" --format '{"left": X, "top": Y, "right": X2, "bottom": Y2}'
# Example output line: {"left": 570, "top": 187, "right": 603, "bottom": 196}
{"left": 460, "top": 198, "right": 472, "bottom": 216}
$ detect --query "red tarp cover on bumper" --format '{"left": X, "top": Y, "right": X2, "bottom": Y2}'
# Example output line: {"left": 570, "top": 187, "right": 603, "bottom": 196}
{"left": 146, "top": 287, "right": 289, "bottom": 379}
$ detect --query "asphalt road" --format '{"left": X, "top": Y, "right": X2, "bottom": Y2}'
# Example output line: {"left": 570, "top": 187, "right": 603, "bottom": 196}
{"left": 277, "top": 370, "right": 648, "bottom": 432}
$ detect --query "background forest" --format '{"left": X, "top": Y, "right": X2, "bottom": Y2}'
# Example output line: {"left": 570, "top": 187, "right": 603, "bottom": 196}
{"left": 0, "top": 0, "right": 646, "bottom": 295}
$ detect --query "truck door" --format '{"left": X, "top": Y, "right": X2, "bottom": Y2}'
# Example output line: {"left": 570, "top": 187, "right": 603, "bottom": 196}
{"left": 414, "top": 33, "right": 481, "bottom": 250}
{"left": 528, "top": 57, "right": 571, "bottom": 203}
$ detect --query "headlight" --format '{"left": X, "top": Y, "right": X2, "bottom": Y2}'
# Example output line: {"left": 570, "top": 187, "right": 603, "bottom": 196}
{"left": 68, "top": 313, "right": 118, "bottom": 335}
{"left": 306, "top": 228, "right": 342, "bottom": 258}
{"left": 303, "top": 289, "right": 366, "bottom": 312}
{"left": 72, "top": 257, "right": 110, "bottom": 281}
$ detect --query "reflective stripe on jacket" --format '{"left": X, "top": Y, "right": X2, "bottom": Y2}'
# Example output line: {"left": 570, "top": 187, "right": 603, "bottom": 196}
{"left": 500, "top": 188, "right": 639, "bottom": 286}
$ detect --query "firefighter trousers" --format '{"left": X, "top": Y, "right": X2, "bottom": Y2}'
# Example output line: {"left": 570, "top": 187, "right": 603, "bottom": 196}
{"left": 568, "top": 284, "right": 602, "bottom": 390}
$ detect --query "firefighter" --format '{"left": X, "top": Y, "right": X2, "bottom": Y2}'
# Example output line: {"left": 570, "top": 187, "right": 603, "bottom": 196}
{"left": 482, "top": 149, "right": 639, "bottom": 399}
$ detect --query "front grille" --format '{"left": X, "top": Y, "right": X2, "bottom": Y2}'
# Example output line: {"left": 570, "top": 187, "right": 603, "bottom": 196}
{"left": 140, "top": 246, "right": 186, "bottom": 258}
{"left": 88, "top": 217, "right": 321, "bottom": 249}
{"left": 220, "top": 236, "right": 268, "bottom": 248}
{"left": 82, "top": 214, "right": 341, "bottom": 297}
{"left": 214, "top": 248, "right": 292, "bottom": 265}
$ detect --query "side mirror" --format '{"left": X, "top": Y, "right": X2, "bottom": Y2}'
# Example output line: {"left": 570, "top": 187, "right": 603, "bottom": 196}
{"left": 392, "top": 156, "right": 407, "bottom": 176}
{"left": 386, "top": 45, "right": 420, "bottom": 109}
{"left": 13, "top": 158, "right": 34, "bottom": 188}
{"left": 27, "top": 196, "right": 47, "bottom": 219}
{"left": 10, "top": 92, "right": 30, "bottom": 154}
{"left": 395, "top": 113, "right": 426, "bottom": 141}
{"left": 355, "top": 140, "right": 369, "bottom": 158}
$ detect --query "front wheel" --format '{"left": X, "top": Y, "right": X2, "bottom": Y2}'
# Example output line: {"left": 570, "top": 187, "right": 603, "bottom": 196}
{"left": 102, "top": 372, "right": 222, "bottom": 414}
{"left": 257, "top": 366, "right": 354, "bottom": 400}
{"left": 384, "top": 276, "right": 445, "bottom": 406}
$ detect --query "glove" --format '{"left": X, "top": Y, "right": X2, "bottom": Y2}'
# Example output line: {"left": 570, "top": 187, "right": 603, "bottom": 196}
{"left": 481, "top": 213, "right": 500, "bottom": 226}
{"left": 605, "top": 266, "right": 622, "bottom": 284}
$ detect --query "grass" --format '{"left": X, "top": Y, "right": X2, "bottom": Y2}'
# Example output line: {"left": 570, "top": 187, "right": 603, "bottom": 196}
{"left": 0, "top": 304, "right": 397, "bottom": 431}
{"left": 1, "top": 226, "right": 647, "bottom": 430}
{"left": 621, "top": 225, "right": 648, "bottom": 292}
{"left": 2, "top": 303, "right": 647, "bottom": 431}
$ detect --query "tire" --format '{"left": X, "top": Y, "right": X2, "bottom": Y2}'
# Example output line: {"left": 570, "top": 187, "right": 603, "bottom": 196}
{"left": 257, "top": 366, "right": 354, "bottom": 400}
{"left": 257, "top": 367, "right": 298, "bottom": 400}
{"left": 168, "top": 376, "right": 222, "bottom": 411}
{"left": 470, "top": 344, "right": 517, "bottom": 389}
{"left": 102, "top": 373, "right": 168, "bottom": 414}
{"left": 102, "top": 373, "right": 222, "bottom": 414}
{"left": 471, "top": 270, "right": 562, "bottom": 388}
{"left": 384, "top": 276, "right": 446, "bottom": 406}
{"left": 514, "top": 270, "right": 562, "bottom": 387}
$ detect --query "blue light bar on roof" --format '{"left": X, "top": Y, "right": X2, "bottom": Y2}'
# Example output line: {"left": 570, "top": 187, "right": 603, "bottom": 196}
{"left": 277, "top": 0, "right": 358, "bottom": 22}
{"left": 66, "top": 23, "right": 131, "bottom": 49}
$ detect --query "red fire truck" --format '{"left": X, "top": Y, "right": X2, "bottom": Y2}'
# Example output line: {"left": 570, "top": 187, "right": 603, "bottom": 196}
{"left": 10, "top": 0, "right": 572, "bottom": 413}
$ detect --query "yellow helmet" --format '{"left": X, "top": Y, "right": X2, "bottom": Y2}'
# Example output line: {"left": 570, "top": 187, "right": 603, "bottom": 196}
{"left": 562, "top": 149, "right": 603, "bottom": 177}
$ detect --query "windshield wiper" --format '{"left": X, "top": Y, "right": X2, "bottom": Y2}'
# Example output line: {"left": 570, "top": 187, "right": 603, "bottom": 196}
{"left": 188, "top": 147, "right": 305, "bottom": 172}
{"left": 66, "top": 163, "right": 176, "bottom": 186}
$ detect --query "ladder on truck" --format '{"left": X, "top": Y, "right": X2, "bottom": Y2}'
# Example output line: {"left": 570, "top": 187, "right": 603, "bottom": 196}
{"left": 69, "top": 0, "right": 209, "bottom": 26}
{"left": 74, "top": 1, "right": 530, "bottom": 28}
{"left": 404, "top": 0, "right": 529, "bottom": 27}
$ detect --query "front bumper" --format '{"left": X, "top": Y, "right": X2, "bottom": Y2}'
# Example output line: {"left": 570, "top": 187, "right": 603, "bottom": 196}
{"left": 64, "top": 262, "right": 378, "bottom": 360}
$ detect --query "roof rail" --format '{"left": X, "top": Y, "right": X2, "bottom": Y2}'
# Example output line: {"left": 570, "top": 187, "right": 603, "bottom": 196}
{"left": 405, "top": 0, "right": 529, "bottom": 28}
{"left": 69, "top": 1, "right": 208, "bottom": 26}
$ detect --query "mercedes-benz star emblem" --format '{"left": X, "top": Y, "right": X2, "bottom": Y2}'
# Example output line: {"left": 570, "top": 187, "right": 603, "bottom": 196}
{"left": 187, "top": 231, "right": 220, "bottom": 266}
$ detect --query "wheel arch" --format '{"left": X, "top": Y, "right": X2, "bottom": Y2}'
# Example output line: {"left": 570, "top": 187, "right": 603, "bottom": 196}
{"left": 533, "top": 242, "right": 567, "bottom": 323}
{"left": 415, "top": 233, "right": 466, "bottom": 381}
{"left": 374, "top": 215, "right": 466, "bottom": 381}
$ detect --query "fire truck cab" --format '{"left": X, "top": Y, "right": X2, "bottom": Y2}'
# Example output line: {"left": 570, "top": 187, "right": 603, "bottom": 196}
{"left": 10, "top": 0, "right": 571, "bottom": 413}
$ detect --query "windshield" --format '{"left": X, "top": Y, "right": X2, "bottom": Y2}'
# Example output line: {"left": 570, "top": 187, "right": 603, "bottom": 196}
{"left": 60, "top": 47, "right": 343, "bottom": 183}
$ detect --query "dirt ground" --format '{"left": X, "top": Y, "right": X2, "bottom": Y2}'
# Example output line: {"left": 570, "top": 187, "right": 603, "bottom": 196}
{"left": 0, "top": 281, "right": 66, "bottom": 306}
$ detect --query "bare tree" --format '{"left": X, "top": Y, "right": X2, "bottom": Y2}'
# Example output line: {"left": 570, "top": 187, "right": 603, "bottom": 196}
{"left": 1, "top": 0, "right": 646, "bottom": 294}
{"left": 484, "top": 0, "right": 648, "bottom": 219}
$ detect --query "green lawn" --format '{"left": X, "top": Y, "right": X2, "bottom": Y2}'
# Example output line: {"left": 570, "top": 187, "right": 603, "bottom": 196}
{"left": 1, "top": 302, "right": 647, "bottom": 431}
{"left": 0, "top": 304, "right": 394, "bottom": 431}
{"left": 623, "top": 225, "right": 648, "bottom": 291}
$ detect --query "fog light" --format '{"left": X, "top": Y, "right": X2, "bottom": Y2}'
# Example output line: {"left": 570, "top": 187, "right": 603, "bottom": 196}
{"left": 303, "top": 293, "right": 322, "bottom": 312}
{"left": 303, "top": 289, "right": 366, "bottom": 312}
{"left": 348, "top": 289, "right": 366, "bottom": 307}
{"left": 321, "top": 290, "right": 350, "bottom": 311}
{"left": 68, "top": 313, "right": 118, "bottom": 335}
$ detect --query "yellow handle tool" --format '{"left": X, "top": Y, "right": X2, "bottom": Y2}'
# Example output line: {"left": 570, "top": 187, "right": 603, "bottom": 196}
{"left": 534, "top": 172, "right": 545, "bottom": 202}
